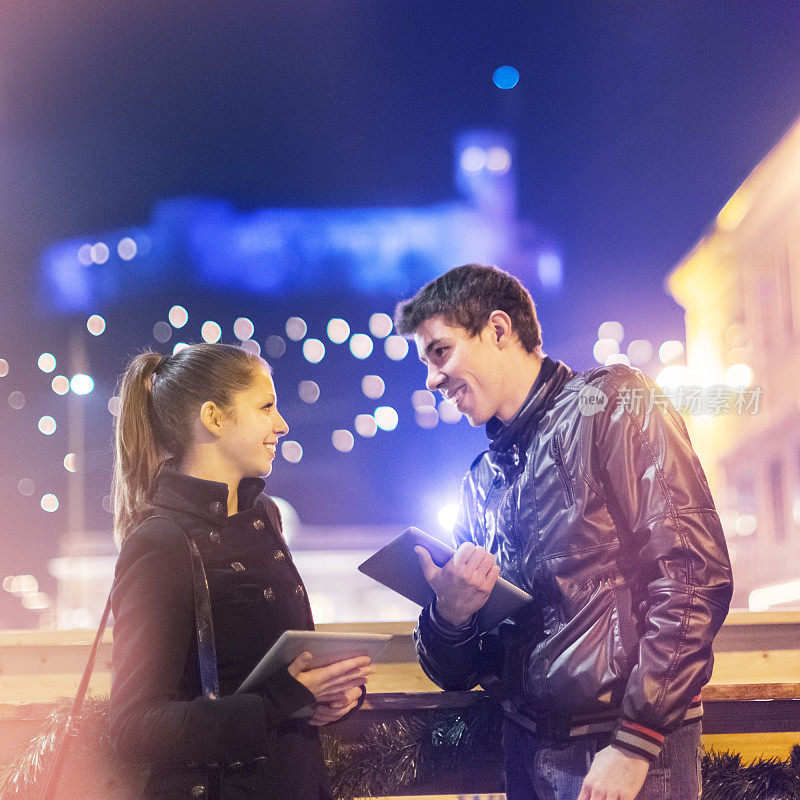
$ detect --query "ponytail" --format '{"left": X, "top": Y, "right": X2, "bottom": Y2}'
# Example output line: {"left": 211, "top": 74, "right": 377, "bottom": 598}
{"left": 111, "top": 343, "right": 262, "bottom": 545}
{"left": 112, "top": 352, "right": 165, "bottom": 546}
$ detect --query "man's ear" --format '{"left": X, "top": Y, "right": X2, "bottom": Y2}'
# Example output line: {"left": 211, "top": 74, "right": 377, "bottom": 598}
{"left": 198, "top": 400, "right": 224, "bottom": 437}
{"left": 487, "top": 310, "right": 514, "bottom": 349}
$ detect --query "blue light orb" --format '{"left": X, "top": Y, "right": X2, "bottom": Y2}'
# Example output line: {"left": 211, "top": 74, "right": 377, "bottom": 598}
{"left": 70, "top": 374, "right": 94, "bottom": 395}
{"left": 492, "top": 66, "right": 520, "bottom": 90}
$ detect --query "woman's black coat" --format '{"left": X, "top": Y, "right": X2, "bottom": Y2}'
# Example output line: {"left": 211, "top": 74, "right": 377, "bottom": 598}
{"left": 109, "top": 468, "right": 332, "bottom": 800}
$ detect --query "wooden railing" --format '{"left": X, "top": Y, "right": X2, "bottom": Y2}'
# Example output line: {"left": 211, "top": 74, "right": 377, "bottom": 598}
{"left": 1, "top": 612, "right": 799, "bottom": 794}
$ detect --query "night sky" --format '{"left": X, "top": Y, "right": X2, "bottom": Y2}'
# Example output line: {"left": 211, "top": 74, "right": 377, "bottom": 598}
{"left": 1, "top": 0, "right": 799, "bottom": 625}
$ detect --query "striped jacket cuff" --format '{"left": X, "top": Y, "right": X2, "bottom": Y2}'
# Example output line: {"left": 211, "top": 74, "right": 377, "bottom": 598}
{"left": 610, "top": 696, "right": 702, "bottom": 762}
{"left": 611, "top": 719, "right": 666, "bottom": 762}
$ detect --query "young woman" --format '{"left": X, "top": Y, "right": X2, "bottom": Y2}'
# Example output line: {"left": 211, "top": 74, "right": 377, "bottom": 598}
{"left": 108, "top": 343, "right": 373, "bottom": 799}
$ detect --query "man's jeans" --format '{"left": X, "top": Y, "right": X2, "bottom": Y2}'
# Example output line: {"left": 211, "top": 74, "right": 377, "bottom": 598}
{"left": 502, "top": 718, "right": 703, "bottom": 800}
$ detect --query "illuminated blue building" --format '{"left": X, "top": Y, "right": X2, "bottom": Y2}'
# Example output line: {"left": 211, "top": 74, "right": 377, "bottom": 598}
{"left": 42, "top": 130, "right": 562, "bottom": 312}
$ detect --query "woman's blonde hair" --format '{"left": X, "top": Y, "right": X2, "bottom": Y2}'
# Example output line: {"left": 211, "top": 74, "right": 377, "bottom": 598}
{"left": 111, "top": 343, "right": 262, "bottom": 545}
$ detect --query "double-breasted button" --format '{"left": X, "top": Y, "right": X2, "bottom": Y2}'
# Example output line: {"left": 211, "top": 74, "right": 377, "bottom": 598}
{"left": 253, "top": 518, "right": 265, "bottom": 530}
{"left": 231, "top": 561, "right": 245, "bottom": 572}
{"left": 208, "top": 500, "right": 224, "bottom": 516}
{"left": 209, "top": 531, "right": 221, "bottom": 544}
{"left": 263, "top": 587, "right": 275, "bottom": 601}
{"left": 273, "top": 550, "right": 285, "bottom": 562}
{"left": 190, "top": 786, "right": 206, "bottom": 798}
{"left": 295, "top": 585, "right": 305, "bottom": 600}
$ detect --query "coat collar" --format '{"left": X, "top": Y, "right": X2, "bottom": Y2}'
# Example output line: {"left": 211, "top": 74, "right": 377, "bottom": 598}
{"left": 150, "top": 462, "right": 266, "bottom": 523}
{"left": 486, "top": 355, "right": 573, "bottom": 456}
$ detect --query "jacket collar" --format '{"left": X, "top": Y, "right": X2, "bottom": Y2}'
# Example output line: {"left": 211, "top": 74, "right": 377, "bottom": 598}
{"left": 486, "top": 355, "right": 573, "bottom": 455}
{"left": 150, "top": 462, "right": 266, "bottom": 523}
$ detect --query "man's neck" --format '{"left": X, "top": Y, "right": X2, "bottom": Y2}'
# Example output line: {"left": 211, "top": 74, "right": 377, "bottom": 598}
{"left": 496, "top": 353, "right": 545, "bottom": 424}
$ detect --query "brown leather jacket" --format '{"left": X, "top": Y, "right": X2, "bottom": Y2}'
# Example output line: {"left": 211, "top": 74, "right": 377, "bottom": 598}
{"left": 415, "top": 357, "right": 733, "bottom": 761}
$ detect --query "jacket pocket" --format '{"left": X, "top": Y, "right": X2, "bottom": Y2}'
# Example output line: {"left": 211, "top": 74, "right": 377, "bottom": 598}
{"left": 550, "top": 431, "right": 575, "bottom": 508}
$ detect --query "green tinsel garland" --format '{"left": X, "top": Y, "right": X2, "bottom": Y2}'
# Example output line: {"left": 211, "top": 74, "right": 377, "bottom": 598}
{"left": 2, "top": 696, "right": 800, "bottom": 799}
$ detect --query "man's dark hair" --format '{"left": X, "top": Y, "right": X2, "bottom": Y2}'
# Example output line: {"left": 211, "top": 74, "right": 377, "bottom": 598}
{"left": 394, "top": 263, "right": 543, "bottom": 354}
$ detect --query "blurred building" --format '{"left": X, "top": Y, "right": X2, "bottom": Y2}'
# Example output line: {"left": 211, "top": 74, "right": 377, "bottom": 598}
{"left": 31, "top": 130, "right": 563, "bottom": 629}
{"left": 668, "top": 116, "right": 800, "bottom": 610}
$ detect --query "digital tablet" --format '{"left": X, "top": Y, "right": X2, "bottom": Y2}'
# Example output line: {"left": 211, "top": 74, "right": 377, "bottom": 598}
{"left": 357, "top": 526, "right": 533, "bottom": 632}
{"left": 235, "top": 630, "right": 392, "bottom": 696}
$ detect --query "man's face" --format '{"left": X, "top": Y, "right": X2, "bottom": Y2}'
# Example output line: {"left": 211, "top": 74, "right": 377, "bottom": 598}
{"left": 414, "top": 315, "right": 504, "bottom": 426}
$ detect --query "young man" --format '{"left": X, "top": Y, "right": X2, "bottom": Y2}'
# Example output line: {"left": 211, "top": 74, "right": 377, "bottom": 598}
{"left": 394, "top": 264, "right": 733, "bottom": 800}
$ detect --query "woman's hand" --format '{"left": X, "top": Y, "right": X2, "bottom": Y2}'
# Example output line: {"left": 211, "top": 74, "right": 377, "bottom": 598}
{"left": 287, "top": 652, "right": 374, "bottom": 703}
{"left": 307, "top": 686, "right": 364, "bottom": 726}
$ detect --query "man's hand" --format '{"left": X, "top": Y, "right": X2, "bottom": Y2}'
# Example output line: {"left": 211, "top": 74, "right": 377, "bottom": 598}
{"left": 415, "top": 542, "right": 500, "bottom": 627}
{"left": 577, "top": 745, "right": 650, "bottom": 800}
{"left": 307, "top": 686, "right": 363, "bottom": 726}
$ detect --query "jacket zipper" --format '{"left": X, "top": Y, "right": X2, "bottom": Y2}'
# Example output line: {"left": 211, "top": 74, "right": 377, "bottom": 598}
{"left": 551, "top": 431, "right": 575, "bottom": 507}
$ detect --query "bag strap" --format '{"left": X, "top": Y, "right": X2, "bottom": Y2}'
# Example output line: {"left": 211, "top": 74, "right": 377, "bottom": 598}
{"left": 39, "top": 516, "right": 218, "bottom": 800}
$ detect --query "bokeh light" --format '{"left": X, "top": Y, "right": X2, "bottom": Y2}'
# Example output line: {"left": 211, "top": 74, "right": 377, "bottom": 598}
{"left": 331, "top": 430, "right": 355, "bottom": 453}
{"left": 168, "top": 305, "right": 189, "bottom": 328}
{"left": 51, "top": 376, "right": 69, "bottom": 395}
{"left": 173, "top": 342, "right": 189, "bottom": 355}
{"left": 375, "top": 406, "right": 399, "bottom": 431}
{"left": 38, "top": 353, "right": 56, "bottom": 373}
{"left": 355, "top": 414, "right": 378, "bottom": 438}
{"left": 281, "top": 441, "right": 303, "bottom": 463}
{"left": 327, "top": 318, "right": 350, "bottom": 344}
{"left": 201, "top": 321, "right": 222, "bottom": 343}
{"left": 86, "top": 314, "right": 106, "bottom": 336}
{"left": 108, "top": 396, "right": 121, "bottom": 416}
{"left": 438, "top": 503, "right": 460, "bottom": 532}
{"left": 153, "top": 321, "right": 172, "bottom": 343}
{"left": 726, "top": 363, "right": 754, "bottom": 387}
{"left": 593, "top": 338, "right": 619, "bottom": 364}
{"left": 368, "top": 313, "right": 393, "bottom": 339}
{"left": 8, "top": 391, "right": 25, "bottom": 409}
{"left": 537, "top": 253, "right": 562, "bottom": 287}
{"left": 659, "top": 340, "right": 685, "bottom": 364}
{"left": 0, "top": 359, "right": 9, "bottom": 377}
{"left": 303, "top": 338, "right": 325, "bottom": 363}
{"left": 265, "top": 335, "right": 287, "bottom": 358}
{"left": 117, "top": 237, "right": 137, "bottom": 260}
{"left": 240, "top": 339, "right": 261, "bottom": 357}
{"left": 349, "top": 333, "right": 373, "bottom": 359}
{"left": 415, "top": 406, "right": 439, "bottom": 429}
{"left": 17, "top": 479, "right": 34, "bottom": 497}
{"left": 655, "top": 365, "right": 693, "bottom": 392}
{"left": 486, "top": 147, "right": 511, "bottom": 174}
{"left": 627, "top": 339, "right": 653, "bottom": 365}
{"left": 38, "top": 416, "right": 57, "bottom": 435}
{"left": 90, "top": 242, "right": 110, "bottom": 264}
{"left": 234, "top": 317, "right": 255, "bottom": 341}
{"left": 492, "top": 65, "right": 520, "bottom": 89}
{"left": 64, "top": 453, "right": 77, "bottom": 472}
{"left": 438, "top": 399, "right": 463, "bottom": 424}
{"left": 4, "top": 575, "right": 37, "bottom": 594}
{"left": 605, "top": 353, "right": 631, "bottom": 366}
{"left": 40, "top": 494, "right": 59, "bottom": 512}
{"left": 22, "top": 592, "right": 51, "bottom": 610}
{"left": 361, "top": 375, "right": 385, "bottom": 399}
{"left": 298, "top": 380, "right": 321, "bottom": 403}
{"left": 412, "top": 389, "right": 436, "bottom": 410}
{"left": 384, "top": 335, "right": 409, "bottom": 361}
{"left": 598, "top": 321, "right": 624, "bottom": 342}
{"left": 77, "top": 244, "right": 93, "bottom": 266}
{"left": 102, "top": 494, "right": 113, "bottom": 513}
{"left": 285, "top": 317, "right": 307, "bottom": 342}
{"left": 460, "top": 146, "right": 485, "bottom": 172}
{"left": 70, "top": 374, "right": 94, "bottom": 395}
